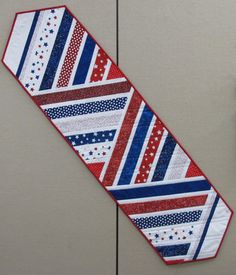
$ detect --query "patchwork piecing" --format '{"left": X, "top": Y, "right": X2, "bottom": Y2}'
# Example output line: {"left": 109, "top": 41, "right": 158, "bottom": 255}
{"left": 2, "top": 5, "right": 233, "bottom": 265}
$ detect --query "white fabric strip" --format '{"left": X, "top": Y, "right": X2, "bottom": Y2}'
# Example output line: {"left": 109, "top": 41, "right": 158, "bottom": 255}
{"left": 103, "top": 59, "right": 112, "bottom": 81}
{"left": 164, "top": 145, "right": 191, "bottom": 181}
{"left": 4, "top": 12, "right": 35, "bottom": 74}
{"left": 197, "top": 199, "right": 231, "bottom": 259}
{"left": 55, "top": 110, "right": 123, "bottom": 134}
{"left": 85, "top": 45, "right": 99, "bottom": 83}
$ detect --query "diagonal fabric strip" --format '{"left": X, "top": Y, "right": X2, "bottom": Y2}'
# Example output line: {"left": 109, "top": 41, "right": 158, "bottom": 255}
{"left": 120, "top": 195, "right": 208, "bottom": 215}
{"left": 34, "top": 81, "right": 132, "bottom": 105}
{"left": 2, "top": 5, "right": 233, "bottom": 265}
{"left": 40, "top": 9, "right": 73, "bottom": 91}
{"left": 110, "top": 179, "right": 211, "bottom": 200}
{"left": 16, "top": 11, "right": 40, "bottom": 78}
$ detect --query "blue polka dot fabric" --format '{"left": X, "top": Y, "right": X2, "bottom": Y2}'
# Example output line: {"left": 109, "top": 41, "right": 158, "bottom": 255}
{"left": 45, "top": 97, "right": 128, "bottom": 119}
{"left": 133, "top": 210, "right": 202, "bottom": 230}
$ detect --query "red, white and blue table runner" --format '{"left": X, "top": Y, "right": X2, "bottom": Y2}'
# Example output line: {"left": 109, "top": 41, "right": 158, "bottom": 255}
{"left": 2, "top": 5, "right": 233, "bottom": 265}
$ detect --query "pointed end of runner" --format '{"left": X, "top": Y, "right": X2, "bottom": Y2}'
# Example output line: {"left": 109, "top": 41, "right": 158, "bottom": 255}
{"left": 161, "top": 200, "right": 233, "bottom": 265}
{"left": 2, "top": 5, "right": 68, "bottom": 86}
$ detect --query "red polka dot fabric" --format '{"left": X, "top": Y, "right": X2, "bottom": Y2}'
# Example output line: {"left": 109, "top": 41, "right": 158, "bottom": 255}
{"left": 57, "top": 22, "right": 84, "bottom": 88}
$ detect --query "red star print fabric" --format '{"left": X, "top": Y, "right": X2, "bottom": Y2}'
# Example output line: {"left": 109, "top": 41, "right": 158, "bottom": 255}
{"left": 2, "top": 5, "right": 233, "bottom": 265}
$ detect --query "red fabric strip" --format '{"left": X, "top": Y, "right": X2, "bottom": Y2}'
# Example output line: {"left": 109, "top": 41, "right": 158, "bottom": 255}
{"left": 102, "top": 91, "right": 142, "bottom": 186}
{"left": 135, "top": 119, "right": 165, "bottom": 184}
{"left": 120, "top": 194, "right": 208, "bottom": 215}
{"left": 34, "top": 81, "right": 131, "bottom": 105}
{"left": 165, "top": 259, "right": 185, "bottom": 265}
{"left": 87, "top": 162, "right": 105, "bottom": 178}
{"left": 90, "top": 48, "right": 108, "bottom": 82}
{"left": 186, "top": 161, "right": 202, "bottom": 178}
{"left": 107, "top": 63, "right": 123, "bottom": 80}
{"left": 57, "top": 22, "right": 84, "bottom": 88}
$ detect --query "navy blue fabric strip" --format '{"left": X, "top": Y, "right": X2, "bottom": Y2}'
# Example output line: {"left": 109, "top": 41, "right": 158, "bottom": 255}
{"left": 110, "top": 179, "right": 211, "bottom": 200}
{"left": 73, "top": 35, "right": 96, "bottom": 85}
{"left": 151, "top": 134, "right": 176, "bottom": 182}
{"left": 193, "top": 195, "right": 219, "bottom": 260}
{"left": 16, "top": 11, "right": 40, "bottom": 78}
{"left": 45, "top": 97, "right": 127, "bottom": 120}
{"left": 66, "top": 129, "right": 116, "bottom": 147}
{"left": 40, "top": 9, "right": 73, "bottom": 90}
{"left": 157, "top": 243, "right": 190, "bottom": 257}
{"left": 117, "top": 105, "right": 153, "bottom": 185}
{"left": 133, "top": 210, "right": 202, "bottom": 229}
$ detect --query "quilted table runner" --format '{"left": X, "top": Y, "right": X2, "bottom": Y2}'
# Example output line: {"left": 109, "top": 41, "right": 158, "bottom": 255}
{"left": 2, "top": 5, "right": 233, "bottom": 265}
